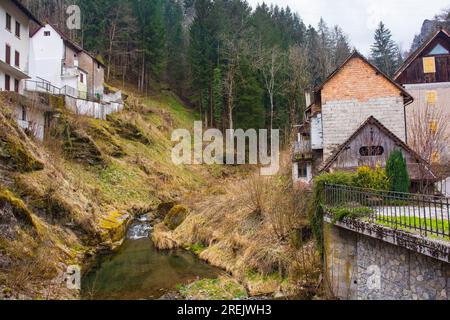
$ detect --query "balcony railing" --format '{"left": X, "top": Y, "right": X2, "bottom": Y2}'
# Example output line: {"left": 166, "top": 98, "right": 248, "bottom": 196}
{"left": 293, "top": 139, "right": 312, "bottom": 160}
{"left": 24, "top": 80, "right": 100, "bottom": 103}
{"left": 324, "top": 184, "right": 450, "bottom": 240}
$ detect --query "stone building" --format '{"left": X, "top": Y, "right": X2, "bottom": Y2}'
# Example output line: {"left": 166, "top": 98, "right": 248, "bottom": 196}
{"left": 293, "top": 51, "right": 414, "bottom": 184}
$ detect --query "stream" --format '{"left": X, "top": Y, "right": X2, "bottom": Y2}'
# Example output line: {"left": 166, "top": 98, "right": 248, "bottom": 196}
{"left": 81, "top": 215, "right": 222, "bottom": 300}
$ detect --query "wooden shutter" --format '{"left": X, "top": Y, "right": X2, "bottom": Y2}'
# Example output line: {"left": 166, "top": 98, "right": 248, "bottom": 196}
{"left": 5, "top": 45, "right": 11, "bottom": 65}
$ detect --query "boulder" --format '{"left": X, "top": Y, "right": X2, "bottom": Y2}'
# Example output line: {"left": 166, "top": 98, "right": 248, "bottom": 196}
{"left": 164, "top": 205, "right": 188, "bottom": 230}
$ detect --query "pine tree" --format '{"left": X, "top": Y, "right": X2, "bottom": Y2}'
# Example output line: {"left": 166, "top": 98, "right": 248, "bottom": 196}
{"left": 386, "top": 150, "right": 410, "bottom": 193}
{"left": 370, "top": 22, "right": 401, "bottom": 77}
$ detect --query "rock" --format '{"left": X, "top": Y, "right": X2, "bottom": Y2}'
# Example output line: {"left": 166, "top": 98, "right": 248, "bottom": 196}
{"left": 99, "top": 210, "right": 131, "bottom": 242}
{"left": 164, "top": 205, "right": 188, "bottom": 230}
{"left": 157, "top": 201, "right": 176, "bottom": 218}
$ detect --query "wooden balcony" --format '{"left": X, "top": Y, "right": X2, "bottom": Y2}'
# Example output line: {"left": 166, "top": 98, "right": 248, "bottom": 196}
{"left": 293, "top": 139, "right": 313, "bottom": 161}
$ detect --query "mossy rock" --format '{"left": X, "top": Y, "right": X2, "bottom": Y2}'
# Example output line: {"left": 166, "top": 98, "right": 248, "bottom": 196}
{"left": 0, "top": 136, "right": 44, "bottom": 172}
{"left": 99, "top": 210, "right": 131, "bottom": 242}
{"left": 0, "top": 187, "right": 34, "bottom": 230}
{"left": 164, "top": 205, "right": 188, "bottom": 230}
{"left": 157, "top": 201, "right": 176, "bottom": 217}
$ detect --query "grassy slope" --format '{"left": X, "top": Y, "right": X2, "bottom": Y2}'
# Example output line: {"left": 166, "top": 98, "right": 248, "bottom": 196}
{"left": 0, "top": 90, "right": 216, "bottom": 299}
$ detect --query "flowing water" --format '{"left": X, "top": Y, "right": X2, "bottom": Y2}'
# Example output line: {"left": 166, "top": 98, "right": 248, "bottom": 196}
{"left": 81, "top": 215, "right": 222, "bottom": 300}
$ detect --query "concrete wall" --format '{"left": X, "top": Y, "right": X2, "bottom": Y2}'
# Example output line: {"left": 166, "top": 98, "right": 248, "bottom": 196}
{"left": 65, "top": 96, "right": 123, "bottom": 120}
{"left": 324, "top": 219, "right": 450, "bottom": 300}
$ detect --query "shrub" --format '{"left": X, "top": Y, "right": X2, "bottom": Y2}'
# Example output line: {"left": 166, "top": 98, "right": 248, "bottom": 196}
{"left": 386, "top": 150, "right": 410, "bottom": 193}
{"left": 353, "top": 165, "right": 390, "bottom": 190}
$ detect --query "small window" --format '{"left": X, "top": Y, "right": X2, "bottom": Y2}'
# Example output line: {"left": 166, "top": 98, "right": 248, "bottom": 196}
{"left": 44, "top": 31, "right": 51, "bottom": 36}
{"left": 80, "top": 73, "right": 84, "bottom": 83}
{"left": 359, "top": 146, "right": 385, "bottom": 157}
{"left": 423, "top": 57, "right": 436, "bottom": 73}
{"left": 426, "top": 91, "right": 437, "bottom": 105}
{"left": 428, "top": 43, "right": 449, "bottom": 55}
{"left": 15, "top": 21, "right": 20, "bottom": 38}
{"left": 6, "top": 13, "right": 11, "bottom": 31}
{"left": 5, "top": 74, "right": 10, "bottom": 91}
{"left": 5, "top": 44, "right": 11, "bottom": 65}
{"left": 297, "top": 163, "right": 308, "bottom": 178}
{"left": 14, "top": 79, "right": 19, "bottom": 93}
{"left": 21, "top": 106, "right": 27, "bottom": 121}
{"left": 14, "top": 51, "right": 20, "bottom": 68}
{"left": 429, "top": 120, "right": 438, "bottom": 134}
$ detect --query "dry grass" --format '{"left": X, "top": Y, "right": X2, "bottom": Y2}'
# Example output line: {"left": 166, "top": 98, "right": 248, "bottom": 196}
{"left": 151, "top": 152, "right": 321, "bottom": 298}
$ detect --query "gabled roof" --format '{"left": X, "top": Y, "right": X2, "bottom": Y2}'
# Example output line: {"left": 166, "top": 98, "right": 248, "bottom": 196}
{"left": 394, "top": 28, "right": 450, "bottom": 81}
{"left": 316, "top": 50, "right": 414, "bottom": 105}
{"left": 319, "top": 116, "right": 436, "bottom": 181}
{"left": 10, "top": 0, "right": 43, "bottom": 26}
{"left": 31, "top": 23, "right": 106, "bottom": 68}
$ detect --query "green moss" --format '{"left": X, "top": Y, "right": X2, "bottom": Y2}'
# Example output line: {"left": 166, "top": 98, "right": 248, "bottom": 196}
{"left": 327, "top": 206, "right": 373, "bottom": 224}
{"left": 0, "top": 135, "right": 44, "bottom": 172}
{"left": 156, "top": 201, "right": 176, "bottom": 217}
{"left": 0, "top": 186, "right": 34, "bottom": 227}
{"left": 178, "top": 278, "right": 248, "bottom": 300}
{"left": 164, "top": 205, "right": 188, "bottom": 230}
{"left": 187, "top": 242, "right": 207, "bottom": 255}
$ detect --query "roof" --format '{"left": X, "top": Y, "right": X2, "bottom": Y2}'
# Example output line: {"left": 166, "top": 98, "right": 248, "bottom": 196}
{"left": 319, "top": 116, "right": 437, "bottom": 181}
{"left": 10, "top": 0, "right": 43, "bottom": 26}
{"left": 394, "top": 28, "right": 450, "bottom": 81}
{"left": 315, "top": 50, "right": 414, "bottom": 105}
{"left": 31, "top": 23, "right": 106, "bottom": 68}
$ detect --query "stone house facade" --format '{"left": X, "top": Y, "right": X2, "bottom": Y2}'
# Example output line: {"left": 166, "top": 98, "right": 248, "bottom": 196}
{"left": 293, "top": 51, "right": 414, "bottom": 184}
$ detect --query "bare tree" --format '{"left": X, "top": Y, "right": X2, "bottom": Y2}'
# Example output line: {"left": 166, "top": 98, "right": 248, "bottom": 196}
{"left": 286, "top": 45, "right": 309, "bottom": 145}
{"left": 255, "top": 46, "right": 285, "bottom": 131}
{"left": 408, "top": 103, "right": 450, "bottom": 165}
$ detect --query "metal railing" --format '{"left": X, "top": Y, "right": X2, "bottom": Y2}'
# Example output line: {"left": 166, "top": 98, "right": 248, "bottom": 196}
{"left": 24, "top": 80, "right": 101, "bottom": 103}
{"left": 293, "top": 139, "right": 312, "bottom": 160}
{"left": 324, "top": 184, "right": 450, "bottom": 240}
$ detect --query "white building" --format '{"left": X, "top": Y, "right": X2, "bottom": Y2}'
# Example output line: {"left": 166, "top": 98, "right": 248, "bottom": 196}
{"left": 28, "top": 23, "right": 87, "bottom": 96}
{"left": 0, "top": 0, "right": 42, "bottom": 93}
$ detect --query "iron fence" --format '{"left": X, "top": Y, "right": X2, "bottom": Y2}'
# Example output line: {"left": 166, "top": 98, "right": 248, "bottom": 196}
{"left": 24, "top": 80, "right": 100, "bottom": 103}
{"left": 324, "top": 184, "right": 450, "bottom": 240}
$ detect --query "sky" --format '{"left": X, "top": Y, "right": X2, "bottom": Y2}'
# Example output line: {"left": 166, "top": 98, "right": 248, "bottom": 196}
{"left": 246, "top": 0, "right": 449, "bottom": 55}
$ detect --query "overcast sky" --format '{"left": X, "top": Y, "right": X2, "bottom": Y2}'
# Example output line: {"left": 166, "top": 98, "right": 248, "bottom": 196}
{"left": 247, "top": 0, "right": 449, "bottom": 55}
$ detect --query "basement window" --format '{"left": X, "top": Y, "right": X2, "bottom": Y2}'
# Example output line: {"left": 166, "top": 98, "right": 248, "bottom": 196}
{"left": 297, "top": 163, "right": 308, "bottom": 178}
{"left": 359, "top": 146, "right": 384, "bottom": 157}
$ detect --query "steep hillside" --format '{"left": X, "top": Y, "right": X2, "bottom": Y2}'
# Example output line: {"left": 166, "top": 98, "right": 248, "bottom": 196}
{"left": 0, "top": 90, "right": 221, "bottom": 299}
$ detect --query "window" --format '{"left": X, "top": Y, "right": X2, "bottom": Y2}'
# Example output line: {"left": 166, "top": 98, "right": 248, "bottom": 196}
{"left": 428, "top": 43, "right": 449, "bottom": 55}
{"left": 6, "top": 13, "right": 11, "bottom": 31}
{"left": 14, "top": 51, "right": 20, "bottom": 68}
{"left": 80, "top": 73, "right": 84, "bottom": 83}
{"left": 429, "top": 120, "right": 438, "bottom": 134}
{"left": 44, "top": 31, "right": 51, "bottom": 36}
{"left": 359, "top": 146, "right": 385, "bottom": 157}
{"left": 14, "top": 79, "right": 19, "bottom": 93}
{"left": 15, "top": 21, "right": 20, "bottom": 38}
{"left": 426, "top": 90, "right": 437, "bottom": 105}
{"left": 431, "top": 151, "right": 440, "bottom": 164}
{"left": 21, "top": 106, "right": 27, "bottom": 121}
{"left": 423, "top": 57, "right": 436, "bottom": 73}
{"left": 5, "top": 74, "right": 10, "bottom": 91}
{"left": 5, "top": 44, "right": 11, "bottom": 65}
{"left": 297, "top": 163, "right": 308, "bottom": 178}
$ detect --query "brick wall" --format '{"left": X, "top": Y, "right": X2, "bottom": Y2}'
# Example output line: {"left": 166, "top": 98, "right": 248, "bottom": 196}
{"left": 321, "top": 57, "right": 406, "bottom": 160}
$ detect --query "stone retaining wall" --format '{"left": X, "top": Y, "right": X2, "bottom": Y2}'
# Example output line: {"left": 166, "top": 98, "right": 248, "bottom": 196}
{"left": 324, "top": 216, "right": 450, "bottom": 300}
